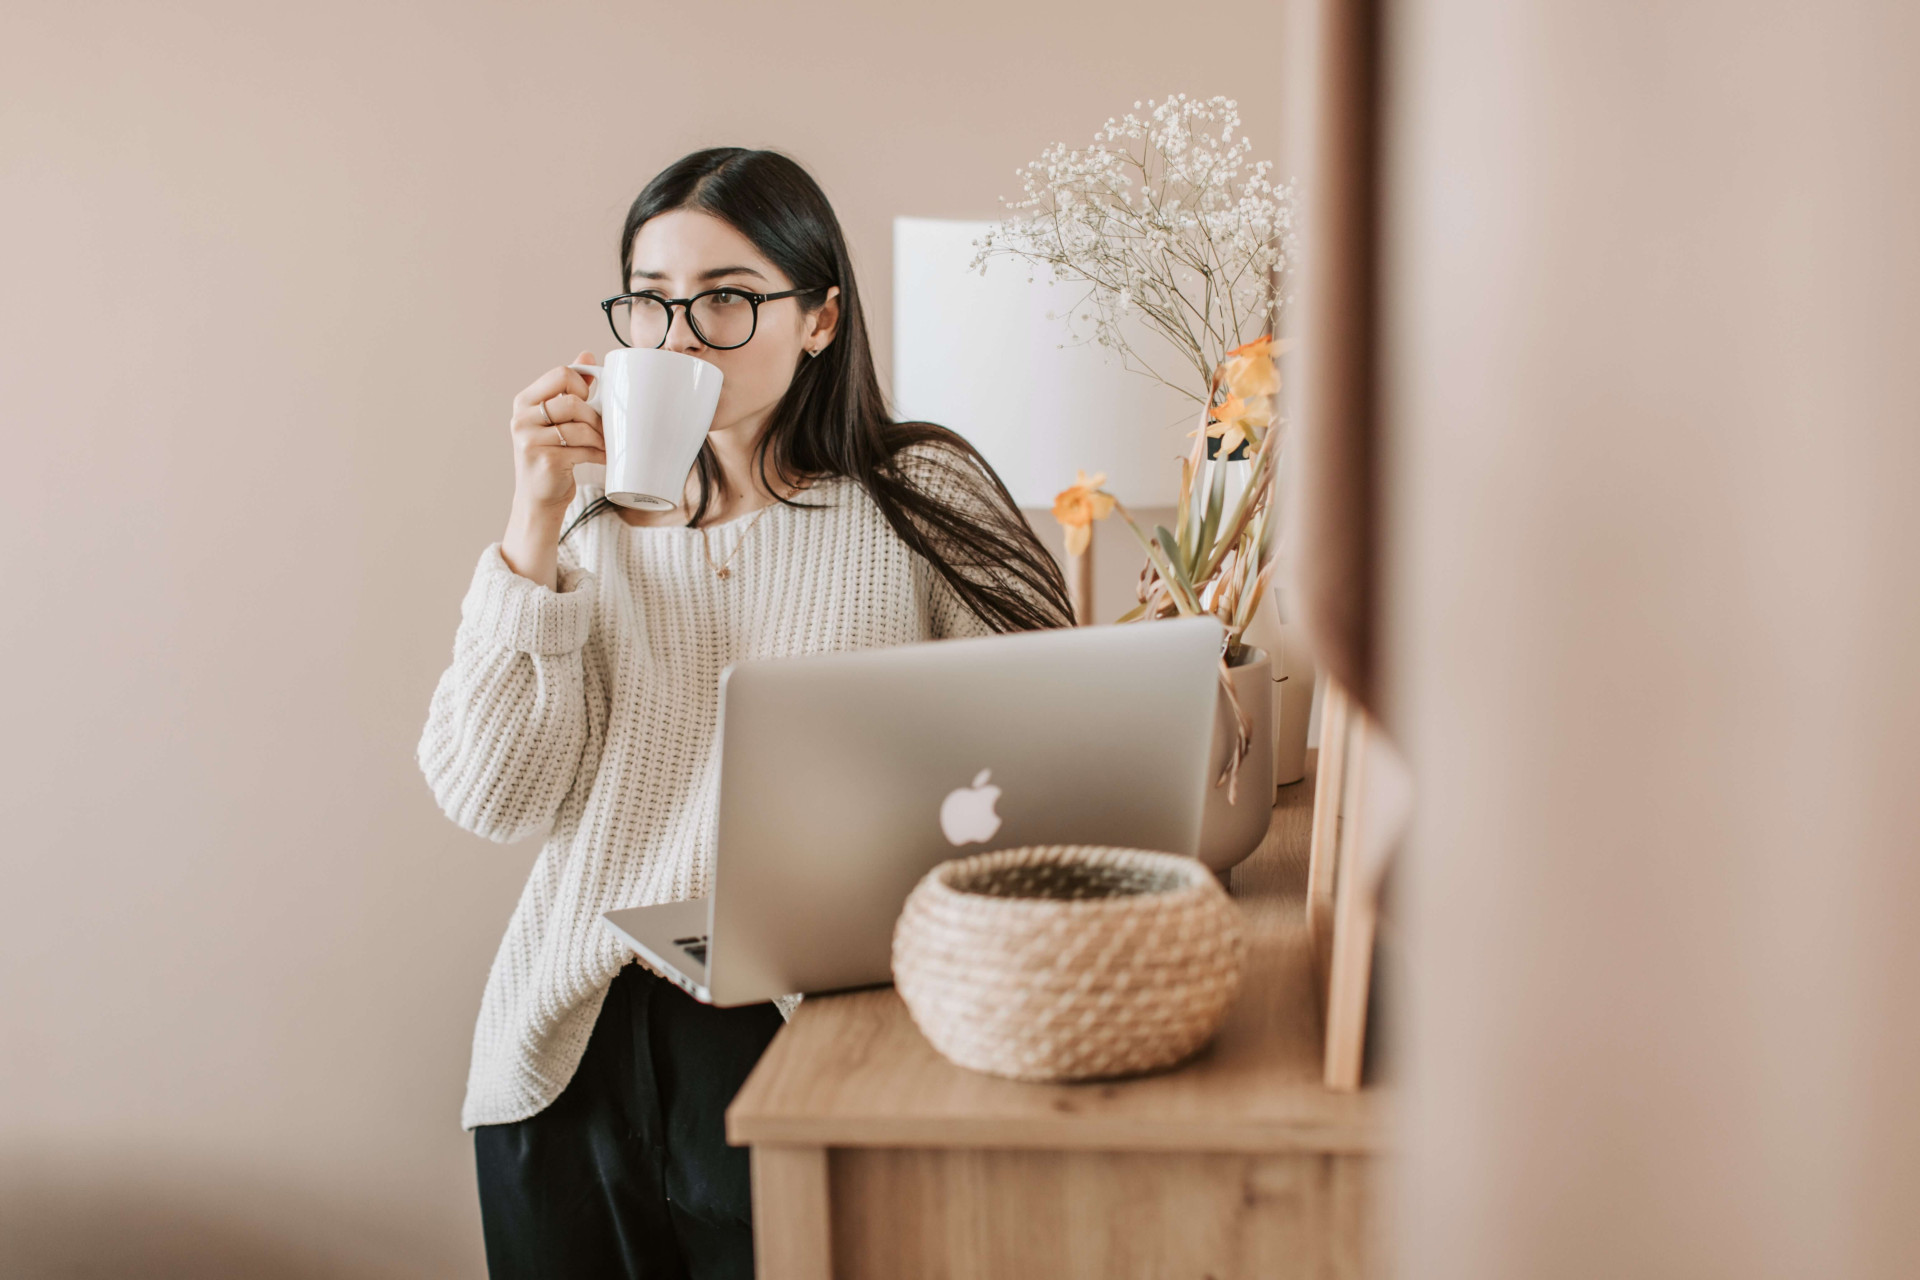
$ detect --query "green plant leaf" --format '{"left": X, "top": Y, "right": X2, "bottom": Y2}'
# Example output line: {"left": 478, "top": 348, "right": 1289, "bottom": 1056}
{"left": 1139, "top": 536, "right": 1202, "bottom": 615}
{"left": 1154, "top": 526, "right": 1192, "bottom": 592}
{"left": 1175, "top": 458, "right": 1196, "bottom": 565}
{"left": 1198, "top": 434, "right": 1279, "bottom": 582}
{"left": 1195, "top": 459, "right": 1229, "bottom": 572}
{"left": 1113, "top": 501, "right": 1164, "bottom": 562}
{"left": 1110, "top": 499, "right": 1199, "bottom": 614}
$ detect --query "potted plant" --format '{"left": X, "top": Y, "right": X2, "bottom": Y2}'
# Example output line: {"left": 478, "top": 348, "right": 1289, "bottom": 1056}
{"left": 973, "top": 94, "right": 1297, "bottom": 869}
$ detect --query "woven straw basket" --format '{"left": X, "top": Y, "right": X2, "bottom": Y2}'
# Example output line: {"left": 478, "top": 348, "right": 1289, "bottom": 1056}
{"left": 891, "top": 845, "right": 1249, "bottom": 1082}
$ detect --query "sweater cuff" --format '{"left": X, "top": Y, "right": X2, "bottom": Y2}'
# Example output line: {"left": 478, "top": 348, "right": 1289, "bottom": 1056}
{"left": 461, "top": 544, "right": 596, "bottom": 655}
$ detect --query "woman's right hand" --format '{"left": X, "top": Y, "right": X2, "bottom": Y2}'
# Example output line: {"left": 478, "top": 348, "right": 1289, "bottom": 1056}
{"left": 509, "top": 351, "right": 607, "bottom": 514}
{"left": 500, "top": 351, "right": 607, "bottom": 590}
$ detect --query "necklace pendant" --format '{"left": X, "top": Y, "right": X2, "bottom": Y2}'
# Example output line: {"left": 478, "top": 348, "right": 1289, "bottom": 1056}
{"left": 715, "top": 566, "right": 731, "bottom": 579}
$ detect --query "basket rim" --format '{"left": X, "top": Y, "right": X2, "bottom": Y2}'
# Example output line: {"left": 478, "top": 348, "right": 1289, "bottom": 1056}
{"left": 922, "top": 843, "right": 1220, "bottom": 909}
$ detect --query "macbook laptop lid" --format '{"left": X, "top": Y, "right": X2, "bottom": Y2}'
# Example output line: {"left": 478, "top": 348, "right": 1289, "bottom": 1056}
{"left": 700, "top": 614, "right": 1225, "bottom": 1005}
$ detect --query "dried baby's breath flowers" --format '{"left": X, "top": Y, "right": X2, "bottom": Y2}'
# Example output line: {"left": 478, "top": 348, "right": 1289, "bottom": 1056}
{"left": 970, "top": 94, "right": 1298, "bottom": 406}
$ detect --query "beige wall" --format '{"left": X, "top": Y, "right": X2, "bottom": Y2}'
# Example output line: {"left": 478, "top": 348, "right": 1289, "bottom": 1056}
{"left": 0, "top": 4, "right": 1282, "bottom": 1275}
{"left": 1383, "top": 2, "right": 1920, "bottom": 1276}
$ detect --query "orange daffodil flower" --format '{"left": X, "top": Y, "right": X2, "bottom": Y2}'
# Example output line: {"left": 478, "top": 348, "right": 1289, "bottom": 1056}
{"left": 1192, "top": 334, "right": 1286, "bottom": 457}
{"left": 1052, "top": 469, "right": 1116, "bottom": 557}
{"left": 1222, "top": 334, "right": 1282, "bottom": 398}
{"left": 1200, "top": 392, "right": 1274, "bottom": 458}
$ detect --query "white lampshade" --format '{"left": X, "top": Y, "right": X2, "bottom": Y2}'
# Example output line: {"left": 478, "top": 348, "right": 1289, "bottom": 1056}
{"left": 891, "top": 216, "right": 1198, "bottom": 508}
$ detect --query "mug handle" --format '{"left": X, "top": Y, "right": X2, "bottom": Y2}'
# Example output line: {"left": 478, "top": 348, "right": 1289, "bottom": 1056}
{"left": 567, "top": 362, "right": 603, "bottom": 411}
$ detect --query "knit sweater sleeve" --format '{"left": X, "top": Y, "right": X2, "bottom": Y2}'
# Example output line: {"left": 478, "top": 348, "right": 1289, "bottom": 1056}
{"left": 416, "top": 542, "right": 598, "bottom": 843}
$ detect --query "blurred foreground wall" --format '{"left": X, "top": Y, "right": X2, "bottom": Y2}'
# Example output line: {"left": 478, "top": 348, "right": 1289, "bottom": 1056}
{"left": 1383, "top": 2, "right": 1920, "bottom": 1276}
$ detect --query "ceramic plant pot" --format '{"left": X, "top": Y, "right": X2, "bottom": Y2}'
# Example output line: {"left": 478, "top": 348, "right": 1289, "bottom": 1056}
{"left": 1272, "top": 623, "right": 1317, "bottom": 789}
{"left": 1196, "top": 646, "right": 1275, "bottom": 872}
{"left": 1240, "top": 588, "right": 1315, "bottom": 790}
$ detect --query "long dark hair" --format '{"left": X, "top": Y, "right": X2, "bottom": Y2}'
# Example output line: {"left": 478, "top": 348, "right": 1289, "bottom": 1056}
{"left": 560, "top": 147, "right": 1073, "bottom": 634}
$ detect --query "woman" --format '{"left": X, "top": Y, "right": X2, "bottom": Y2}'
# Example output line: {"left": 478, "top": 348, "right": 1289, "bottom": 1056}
{"left": 416, "top": 147, "right": 1073, "bottom": 1279}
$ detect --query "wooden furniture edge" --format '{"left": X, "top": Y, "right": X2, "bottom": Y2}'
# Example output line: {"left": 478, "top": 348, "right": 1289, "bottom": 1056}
{"left": 750, "top": 1144, "right": 832, "bottom": 1280}
{"left": 729, "top": 1110, "right": 1388, "bottom": 1152}
{"left": 1324, "top": 707, "right": 1380, "bottom": 1090}
{"left": 1307, "top": 680, "right": 1350, "bottom": 998}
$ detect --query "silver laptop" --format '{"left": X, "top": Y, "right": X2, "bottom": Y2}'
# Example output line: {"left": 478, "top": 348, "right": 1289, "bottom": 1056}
{"left": 602, "top": 614, "right": 1224, "bottom": 1006}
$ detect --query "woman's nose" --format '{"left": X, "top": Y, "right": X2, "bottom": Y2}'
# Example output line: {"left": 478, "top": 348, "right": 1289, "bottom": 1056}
{"left": 664, "top": 305, "right": 704, "bottom": 353}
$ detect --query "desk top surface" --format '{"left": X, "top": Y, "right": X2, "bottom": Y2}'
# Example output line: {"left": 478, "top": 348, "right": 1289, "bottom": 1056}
{"left": 726, "top": 753, "right": 1388, "bottom": 1154}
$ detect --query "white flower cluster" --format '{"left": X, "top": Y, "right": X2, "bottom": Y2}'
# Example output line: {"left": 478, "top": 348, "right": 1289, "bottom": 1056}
{"left": 970, "top": 94, "right": 1298, "bottom": 403}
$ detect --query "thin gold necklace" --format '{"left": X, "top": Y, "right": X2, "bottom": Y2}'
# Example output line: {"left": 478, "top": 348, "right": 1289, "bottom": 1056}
{"left": 698, "top": 505, "right": 771, "bottom": 579}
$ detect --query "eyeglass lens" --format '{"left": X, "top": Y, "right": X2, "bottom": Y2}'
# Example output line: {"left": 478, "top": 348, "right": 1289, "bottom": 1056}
{"left": 610, "top": 292, "right": 757, "bottom": 349}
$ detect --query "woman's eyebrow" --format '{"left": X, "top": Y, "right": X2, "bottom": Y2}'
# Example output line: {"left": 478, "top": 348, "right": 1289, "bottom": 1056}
{"left": 630, "top": 265, "right": 769, "bottom": 284}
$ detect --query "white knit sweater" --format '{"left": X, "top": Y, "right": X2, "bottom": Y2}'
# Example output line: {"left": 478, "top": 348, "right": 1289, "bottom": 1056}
{"left": 418, "top": 445, "right": 1008, "bottom": 1129}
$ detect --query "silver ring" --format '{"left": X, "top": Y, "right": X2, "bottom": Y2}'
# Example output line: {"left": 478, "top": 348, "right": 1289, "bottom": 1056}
{"left": 540, "top": 397, "right": 556, "bottom": 425}
{"left": 553, "top": 423, "right": 569, "bottom": 447}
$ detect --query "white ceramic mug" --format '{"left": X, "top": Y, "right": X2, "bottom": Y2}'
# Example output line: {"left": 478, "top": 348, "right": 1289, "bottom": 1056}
{"left": 567, "top": 348, "right": 724, "bottom": 510}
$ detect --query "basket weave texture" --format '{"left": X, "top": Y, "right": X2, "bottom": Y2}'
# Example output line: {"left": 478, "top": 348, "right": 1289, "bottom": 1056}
{"left": 891, "top": 845, "right": 1249, "bottom": 1082}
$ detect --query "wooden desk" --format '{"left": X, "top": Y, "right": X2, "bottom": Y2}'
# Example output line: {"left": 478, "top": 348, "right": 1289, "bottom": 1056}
{"left": 727, "top": 758, "right": 1387, "bottom": 1279}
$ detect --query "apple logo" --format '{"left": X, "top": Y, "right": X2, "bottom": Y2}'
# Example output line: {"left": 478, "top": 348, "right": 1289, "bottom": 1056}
{"left": 939, "top": 768, "right": 1003, "bottom": 846}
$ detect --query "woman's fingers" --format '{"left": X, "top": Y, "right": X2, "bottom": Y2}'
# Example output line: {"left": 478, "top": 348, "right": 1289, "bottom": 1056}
{"left": 539, "top": 391, "right": 601, "bottom": 429}
{"left": 503, "top": 353, "right": 607, "bottom": 518}
{"left": 514, "top": 402, "right": 605, "bottom": 452}
{"left": 567, "top": 350, "right": 597, "bottom": 401}
{"left": 512, "top": 352, "right": 599, "bottom": 416}
{"left": 513, "top": 365, "right": 573, "bottom": 414}
{"left": 521, "top": 437, "right": 606, "bottom": 472}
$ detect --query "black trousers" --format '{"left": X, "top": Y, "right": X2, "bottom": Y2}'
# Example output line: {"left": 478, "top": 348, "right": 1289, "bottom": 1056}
{"left": 472, "top": 960, "right": 786, "bottom": 1279}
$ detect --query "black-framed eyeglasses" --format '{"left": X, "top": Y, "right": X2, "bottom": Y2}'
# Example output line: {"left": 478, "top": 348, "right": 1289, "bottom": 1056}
{"left": 600, "top": 286, "right": 822, "bottom": 350}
